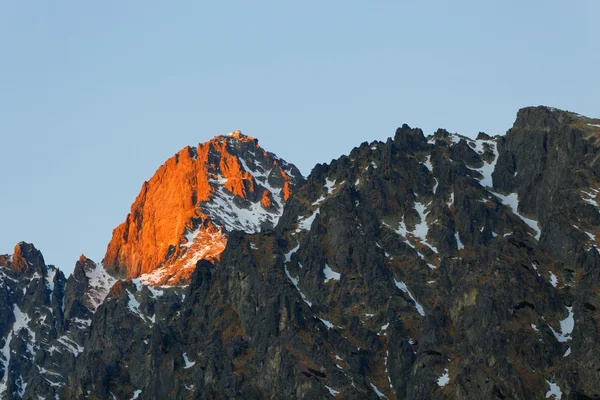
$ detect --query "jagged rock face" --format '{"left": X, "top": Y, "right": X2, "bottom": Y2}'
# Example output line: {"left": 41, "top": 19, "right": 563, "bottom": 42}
{"left": 104, "top": 131, "right": 303, "bottom": 284}
{"left": 3, "top": 107, "right": 600, "bottom": 399}
{"left": 59, "top": 107, "right": 600, "bottom": 400}
{"left": 0, "top": 243, "right": 115, "bottom": 400}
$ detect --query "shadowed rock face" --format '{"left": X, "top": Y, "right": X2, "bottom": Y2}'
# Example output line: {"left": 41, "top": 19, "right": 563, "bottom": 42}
{"left": 103, "top": 131, "right": 303, "bottom": 284}
{"left": 3, "top": 107, "right": 600, "bottom": 399}
{"left": 0, "top": 243, "right": 116, "bottom": 400}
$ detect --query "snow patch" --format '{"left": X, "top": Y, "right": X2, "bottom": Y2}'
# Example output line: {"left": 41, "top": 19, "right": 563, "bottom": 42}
{"left": 581, "top": 189, "right": 599, "bottom": 207}
{"left": 85, "top": 262, "right": 117, "bottom": 312}
{"left": 447, "top": 191, "right": 454, "bottom": 208}
{"left": 73, "top": 318, "right": 91, "bottom": 327}
{"left": 284, "top": 266, "right": 312, "bottom": 307}
{"left": 548, "top": 306, "right": 574, "bottom": 342}
{"left": 126, "top": 290, "right": 145, "bottom": 320}
{"left": 412, "top": 202, "right": 438, "bottom": 253}
{"left": 318, "top": 317, "right": 334, "bottom": 329}
{"left": 297, "top": 209, "right": 320, "bottom": 232}
{"left": 326, "top": 386, "right": 340, "bottom": 396}
{"left": 370, "top": 382, "right": 387, "bottom": 398}
{"left": 323, "top": 264, "right": 341, "bottom": 283}
{"left": 437, "top": 368, "right": 450, "bottom": 387}
{"left": 183, "top": 352, "right": 196, "bottom": 369}
{"left": 57, "top": 335, "right": 83, "bottom": 356}
{"left": 545, "top": 380, "right": 562, "bottom": 399}
{"left": 394, "top": 280, "right": 425, "bottom": 316}
{"left": 471, "top": 139, "right": 498, "bottom": 188}
{"left": 549, "top": 272, "right": 558, "bottom": 287}
{"left": 45, "top": 266, "right": 57, "bottom": 294}
{"left": 492, "top": 192, "right": 541, "bottom": 240}
{"left": 423, "top": 155, "right": 433, "bottom": 171}
{"left": 284, "top": 244, "right": 300, "bottom": 263}
{"left": 455, "top": 232, "right": 464, "bottom": 250}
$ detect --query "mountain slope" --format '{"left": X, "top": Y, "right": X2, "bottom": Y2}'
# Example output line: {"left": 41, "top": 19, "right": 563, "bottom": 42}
{"left": 103, "top": 130, "right": 303, "bottom": 285}
{"left": 1, "top": 107, "right": 600, "bottom": 399}
{"left": 0, "top": 244, "right": 117, "bottom": 400}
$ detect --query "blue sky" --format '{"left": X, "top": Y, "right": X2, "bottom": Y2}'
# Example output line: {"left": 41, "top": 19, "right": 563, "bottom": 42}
{"left": 0, "top": 1, "right": 598, "bottom": 274}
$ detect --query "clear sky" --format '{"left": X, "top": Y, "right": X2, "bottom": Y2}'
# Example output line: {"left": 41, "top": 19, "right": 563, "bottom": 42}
{"left": 0, "top": 1, "right": 598, "bottom": 274}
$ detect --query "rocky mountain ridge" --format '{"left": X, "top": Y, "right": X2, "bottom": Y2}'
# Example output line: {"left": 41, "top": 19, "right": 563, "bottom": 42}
{"left": 1, "top": 106, "right": 600, "bottom": 399}
{"left": 103, "top": 130, "right": 303, "bottom": 285}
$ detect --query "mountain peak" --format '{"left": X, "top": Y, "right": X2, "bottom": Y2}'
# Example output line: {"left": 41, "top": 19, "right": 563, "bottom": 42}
{"left": 103, "top": 132, "right": 303, "bottom": 285}
{"left": 9, "top": 242, "right": 46, "bottom": 275}
{"left": 512, "top": 105, "right": 597, "bottom": 132}
{"left": 225, "top": 129, "right": 251, "bottom": 140}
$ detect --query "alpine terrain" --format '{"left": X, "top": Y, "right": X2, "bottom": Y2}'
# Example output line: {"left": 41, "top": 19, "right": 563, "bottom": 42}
{"left": 1, "top": 106, "right": 600, "bottom": 400}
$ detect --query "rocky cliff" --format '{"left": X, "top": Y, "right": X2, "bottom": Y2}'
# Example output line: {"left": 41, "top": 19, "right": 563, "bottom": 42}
{"left": 103, "top": 130, "right": 302, "bottom": 284}
{"left": 1, "top": 107, "right": 600, "bottom": 399}
{"left": 0, "top": 243, "right": 114, "bottom": 399}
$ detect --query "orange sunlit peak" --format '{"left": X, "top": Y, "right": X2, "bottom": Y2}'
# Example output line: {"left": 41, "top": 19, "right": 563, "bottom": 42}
{"left": 225, "top": 130, "right": 255, "bottom": 141}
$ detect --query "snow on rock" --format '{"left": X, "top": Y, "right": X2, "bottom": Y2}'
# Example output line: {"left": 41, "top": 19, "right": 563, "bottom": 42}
{"left": 183, "top": 226, "right": 201, "bottom": 247}
{"left": 390, "top": 201, "right": 438, "bottom": 255}
{"left": 581, "top": 188, "right": 599, "bottom": 207}
{"left": 183, "top": 352, "right": 196, "bottom": 369}
{"left": 323, "top": 264, "right": 341, "bottom": 283}
{"left": 455, "top": 232, "right": 464, "bottom": 250}
{"left": 492, "top": 192, "right": 541, "bottom": 240}
{"left": 73, "top": 318, "right": 92, "bottom": 327}
{"left": 284, "top": 244, "right": 300, "bottom": 263}
{"left": 384, "top": 350, "right": 393, "bottom": 389}
{"left": 45, "top": 266, "right": 57, "bottom": 294}
{"left": 145, "top": 284, "right": 164, "bottom": 298}
{"left": 131, "top": 389, "right": 142, "bottom": 400}
{"left": 370, "top": 382, "right": 387, "bottom": 399}
{"left": 203, "top": 187, "right": 277, "bottom": 233}
{"left": 0, "top": 305, "right": 37, "bottom": 395}
{"left": 545, "top": 380, "right": 562, "bottom": 399}
{"left": 204, "top": 152, "right": 295, "bottom": 235}
{"left": 471, "top": 139, "right": 498, "bottom": 188}
{"left": 325, "top": 386, "right": 340, "bottom": 396}
{"left": 318, "top": 317, "right": 334, "bottom": 330}
{"left": 423, "top": 155, "right": 433, "bottom": 171}
{"left": 85, "top": 262, "right": 117, "bottom": 312}
{"left": 549, "top": 272, "right": 558, "bottom": 287}
{"left": 413, "top": 202, "right": 437, "bottom": 252}
{"left": 16, "top": 376, "right": 27, "bottom": 397}
{"left": 312, "top": 195, "right": 326, "bottom": 206}
{"left": 138, "top": 227, "right": 227, "bottom": 285}
{"left": 325, "top": 178, "right": 338, "bottom": 193}
{"left": 125, "top": 289, "right": 156, "bottom": 325}
{"left": 56, "top": 335, "right": 84, "bottom": 356}
{"left": 547, "top": 306, "right": 574, "bottom": 342}
{"left": 437, "top": 368, "right": 450, "bottom": 387}
{"left": 394, "top": 279, "right": 425, "bottom": 316}
{"left": 297, "top": 208, "right": 320, "bottom": 232}
{"left": 284, "top": 266, "right": 312, "bottom": 307}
